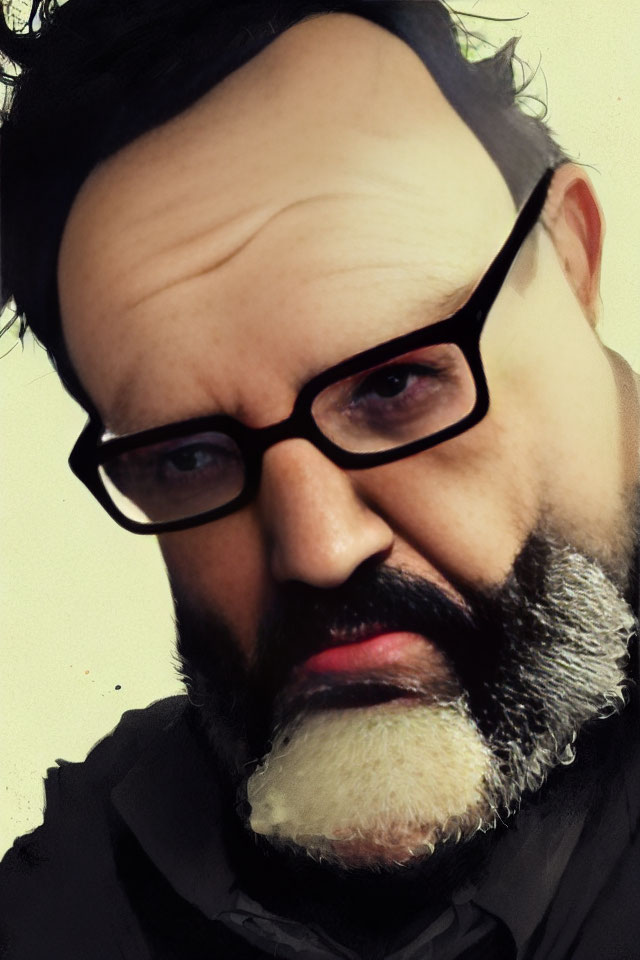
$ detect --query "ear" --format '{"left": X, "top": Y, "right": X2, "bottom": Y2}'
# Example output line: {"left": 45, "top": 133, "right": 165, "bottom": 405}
{"left": 543, "top": 164, "right": 605, "bottom": 328}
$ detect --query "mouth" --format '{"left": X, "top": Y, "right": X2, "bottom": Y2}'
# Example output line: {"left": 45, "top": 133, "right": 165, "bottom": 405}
{"left": 301, "top": 630, "right": 429, "bottom": 675}
{"left": 269, "top": 621, "right": 462, "bottom": 728}
{"left": 269, "top": 627, "right": 460, "bottom": 724}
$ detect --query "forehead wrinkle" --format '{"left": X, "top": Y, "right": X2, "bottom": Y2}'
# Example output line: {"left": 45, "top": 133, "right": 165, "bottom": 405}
{"left": 123, "top": 190, "right": 382, "bottom": 313}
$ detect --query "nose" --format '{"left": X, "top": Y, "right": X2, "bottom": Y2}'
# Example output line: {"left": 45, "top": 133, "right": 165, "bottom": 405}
{"left": 259, "top": 439, "right": 394, "bottom": 588}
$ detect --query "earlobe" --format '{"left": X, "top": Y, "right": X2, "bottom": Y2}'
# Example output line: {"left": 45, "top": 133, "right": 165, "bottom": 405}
{"left": 543, "top": 164, "right": 605, "bottom": 327}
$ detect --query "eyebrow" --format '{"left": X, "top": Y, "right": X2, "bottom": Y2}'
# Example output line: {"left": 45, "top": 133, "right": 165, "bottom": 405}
{"left": 376, "top": 276, "right": 479, "bottom": 348}
{"left": 106, "top": 277, "right": 480, "bottom": 437}
{"left": 421, "top": 278, "right": 478, "bottom": 323}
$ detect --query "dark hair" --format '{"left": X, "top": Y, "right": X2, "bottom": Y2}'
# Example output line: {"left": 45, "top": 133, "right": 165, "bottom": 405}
{"left": 0, "top": 0, "right": 567, "bottom": 411}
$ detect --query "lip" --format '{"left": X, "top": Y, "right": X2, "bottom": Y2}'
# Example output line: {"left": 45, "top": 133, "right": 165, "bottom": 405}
{"left": 301, "top": 631, "right": 427, "bottom": 674}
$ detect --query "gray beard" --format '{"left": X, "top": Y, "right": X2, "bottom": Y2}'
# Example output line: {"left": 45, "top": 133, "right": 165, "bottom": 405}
{"left": 477, "top": 537, "right": 634, "bottom": 820}
{"left": 176, "top": 526, "right": 638, "bottom": 872}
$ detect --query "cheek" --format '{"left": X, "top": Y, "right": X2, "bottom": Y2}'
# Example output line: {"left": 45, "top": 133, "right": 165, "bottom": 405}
{"left": 357, "top": 414, "right": 542, "bottom": 590}
{"left": 159, "top": 510, "right": 269, "bottom": 659}
{"left": 483, "top": 271, "right": 625, "bottom": 550}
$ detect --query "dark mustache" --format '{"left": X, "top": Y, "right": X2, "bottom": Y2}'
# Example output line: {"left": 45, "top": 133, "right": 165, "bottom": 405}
{"left": 254, "top": 561, "right": 498, "bottom": 709}
{"left": 176, "top": 532, "right": 564, "bottom": 762}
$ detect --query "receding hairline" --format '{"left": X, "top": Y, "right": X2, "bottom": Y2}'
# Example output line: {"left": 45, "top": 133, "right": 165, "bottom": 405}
{"left": 68, "top": 8, "right": 485, "bottom": 211}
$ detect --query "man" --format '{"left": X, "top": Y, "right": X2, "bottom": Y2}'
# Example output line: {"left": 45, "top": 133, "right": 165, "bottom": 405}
{"left": 1, "top": 1, "right": 639, "bottom": 958}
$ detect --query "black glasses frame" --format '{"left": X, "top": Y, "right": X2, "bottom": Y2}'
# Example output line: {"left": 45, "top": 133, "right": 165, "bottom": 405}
{"left": 69, "top": 168, "right": 554, "bottom": 535}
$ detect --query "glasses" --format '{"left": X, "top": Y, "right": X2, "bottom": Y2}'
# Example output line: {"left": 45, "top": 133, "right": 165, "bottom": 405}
{"left": 69, "top": 168, "right": 553, "bottom": 534}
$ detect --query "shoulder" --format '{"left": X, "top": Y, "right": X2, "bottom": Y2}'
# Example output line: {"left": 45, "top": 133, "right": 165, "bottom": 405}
{"left": 4, "top": 694, "right": 188, "bottom": 855}
{"left": 65, "top": 693, "right": 189, "bottom": 785}
{"left": 0, "top": 696, "right": 189, "bottom": 959}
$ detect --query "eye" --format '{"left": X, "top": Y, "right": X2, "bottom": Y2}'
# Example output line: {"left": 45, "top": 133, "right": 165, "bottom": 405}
{"left": 102, "top": 430, "right": 244, "bottom": 498}
{"left": 310, "top": 343, "right": 477, "bottom": 452}
{"left": 100, "top": 429, "right": 246, "bottom": 523}
{"left": 154, "top": 437, "right": 241, "bottom": 487}
{"left": 353, "top": 365, "right": 431, "bottom": 402}
{"left": 348, "top": 363, "right": 446, "bottom": 420}
{"left": 160, "top": 442, "right": 220, "bottom": 477}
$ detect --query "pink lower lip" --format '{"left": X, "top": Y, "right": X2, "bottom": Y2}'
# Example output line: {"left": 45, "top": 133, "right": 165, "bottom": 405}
{"left": 302, "top": 632, "right": 426, "bottom": 674}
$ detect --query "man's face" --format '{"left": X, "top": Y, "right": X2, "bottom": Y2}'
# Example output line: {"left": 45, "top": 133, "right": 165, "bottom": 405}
{"left": 58, "top": 15, "right": 638, "bottom": 869}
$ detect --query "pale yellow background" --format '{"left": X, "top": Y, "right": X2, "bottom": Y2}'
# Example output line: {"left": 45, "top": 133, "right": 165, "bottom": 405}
{"left": 1, "top": 0, "right": 639, "bottom": 854}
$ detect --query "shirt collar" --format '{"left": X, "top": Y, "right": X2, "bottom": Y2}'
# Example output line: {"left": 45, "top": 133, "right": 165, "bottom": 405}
{"left": 111, "top": 705, "right": 237, "bottom": 920}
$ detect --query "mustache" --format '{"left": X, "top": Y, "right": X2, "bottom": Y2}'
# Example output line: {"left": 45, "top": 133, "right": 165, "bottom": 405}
{"left": 175, "top": 533, "right": 566, "bottom": 752}
{"left": 175, "top": 559, "right": 499, "bottom": 765}
{"left": 253, "top": 561, "right": 504, "bottom": 718}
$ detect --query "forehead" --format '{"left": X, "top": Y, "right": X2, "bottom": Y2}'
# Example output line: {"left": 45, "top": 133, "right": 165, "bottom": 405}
{"left": 58, "top": 12, "right": 514, "bottom": 433}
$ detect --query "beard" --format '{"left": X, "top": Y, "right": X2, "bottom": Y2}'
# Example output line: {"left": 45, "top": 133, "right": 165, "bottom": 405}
{"left": 175, "top": 523, "right": 638, "bottom": 877}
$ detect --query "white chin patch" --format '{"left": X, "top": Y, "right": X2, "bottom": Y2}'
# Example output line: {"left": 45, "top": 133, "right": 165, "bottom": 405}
{"left": 246, "top": 698, "right": 493, "bottom": 869}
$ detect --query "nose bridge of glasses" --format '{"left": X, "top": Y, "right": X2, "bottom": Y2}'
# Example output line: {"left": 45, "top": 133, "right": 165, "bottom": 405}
{"left": 251, "top": 402, "right": 320, "bottom": 460}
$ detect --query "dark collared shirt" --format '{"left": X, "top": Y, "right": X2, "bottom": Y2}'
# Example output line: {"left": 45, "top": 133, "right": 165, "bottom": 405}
{"left": 1, "top": 682, "right": 639, "bottom": 960}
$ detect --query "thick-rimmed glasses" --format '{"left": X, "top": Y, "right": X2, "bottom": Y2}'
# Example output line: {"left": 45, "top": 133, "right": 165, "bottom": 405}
{"left": 69, "top": 168, "right": 553, "bottom": 534}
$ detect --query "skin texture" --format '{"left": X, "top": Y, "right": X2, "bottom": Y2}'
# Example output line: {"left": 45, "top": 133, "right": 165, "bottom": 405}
{"left": 57, "top": 14, "right": 640, "bottom": 870}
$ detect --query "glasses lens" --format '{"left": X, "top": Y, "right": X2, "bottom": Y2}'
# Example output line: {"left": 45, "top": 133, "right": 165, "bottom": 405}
{"left": 311, "top": 343, "right": 476, "bottom": 454}
{"left": 98, "top": 430, "right": 245, "bottom": 525}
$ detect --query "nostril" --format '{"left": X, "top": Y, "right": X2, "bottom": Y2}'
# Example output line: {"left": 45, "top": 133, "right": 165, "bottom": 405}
{"left": 354, "top": 546, "right": 394, "bottom": 579}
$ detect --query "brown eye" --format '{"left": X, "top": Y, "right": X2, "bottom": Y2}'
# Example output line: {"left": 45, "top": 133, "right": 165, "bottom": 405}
{"left": 354, "top": 367, "right": 422, "bottom": 400}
